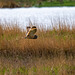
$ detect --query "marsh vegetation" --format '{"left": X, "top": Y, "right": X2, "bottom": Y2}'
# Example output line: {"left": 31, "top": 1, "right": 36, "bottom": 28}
{"left": 0, "top": 21, "right": 75, "bottom": 75}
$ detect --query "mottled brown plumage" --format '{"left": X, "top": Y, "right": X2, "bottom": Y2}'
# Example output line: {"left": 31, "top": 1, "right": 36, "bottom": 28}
{"left": 25, "top": 26, "right": 37, "bottom": 39}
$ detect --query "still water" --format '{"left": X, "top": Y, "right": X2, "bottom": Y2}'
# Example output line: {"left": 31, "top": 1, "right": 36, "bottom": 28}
{"left": 0, "top": 7, "right": 75, "bottom": 29}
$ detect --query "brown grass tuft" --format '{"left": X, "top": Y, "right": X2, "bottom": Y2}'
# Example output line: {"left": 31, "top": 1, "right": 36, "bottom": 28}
{"left": 0, "top": 23, "right": 75, "bottom": 59}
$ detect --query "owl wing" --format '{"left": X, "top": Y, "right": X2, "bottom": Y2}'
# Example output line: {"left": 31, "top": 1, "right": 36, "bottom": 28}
{"left": 26, "top": 26, "right": 31, "bottom": 33}
{"left": 26, "top": 28, "right": 37, "bottom": 37}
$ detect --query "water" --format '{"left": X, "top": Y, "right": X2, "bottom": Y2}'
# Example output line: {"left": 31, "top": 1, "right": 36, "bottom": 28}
{"left": 0, "top": 7, "right": 75, "bottom": 29}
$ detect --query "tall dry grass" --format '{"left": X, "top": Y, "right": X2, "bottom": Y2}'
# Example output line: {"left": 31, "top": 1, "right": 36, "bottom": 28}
{"left": 0, "top": 0, "right": 20, "bottom": 8}
{"left": 0, "top": 23, "right": 75, "bottom": 59}
{"left": 0, "top": 22, "right": 75, "bottom": 75}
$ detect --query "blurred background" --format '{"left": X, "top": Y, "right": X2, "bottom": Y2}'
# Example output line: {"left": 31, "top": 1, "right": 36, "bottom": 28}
{"left": 0, "top": 0, "right": 75, "bottom": 8}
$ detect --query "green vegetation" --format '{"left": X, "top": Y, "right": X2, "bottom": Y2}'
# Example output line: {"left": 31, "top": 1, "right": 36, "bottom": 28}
{"left": 0, "top": 57, "right": 75, "bottom": 75}
{"left": 0, "top": 0, "right": 75, "bottom": 8}
{"left": 0, "top": 65, "right": 75, "bottom": 75}
{"left": 38, "top": 1, "right": 75, "bottom": 7}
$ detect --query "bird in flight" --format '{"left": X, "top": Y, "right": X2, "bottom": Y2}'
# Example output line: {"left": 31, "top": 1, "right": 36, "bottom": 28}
{"left": 25, "top": 26, "right": 37, "bottom": 39}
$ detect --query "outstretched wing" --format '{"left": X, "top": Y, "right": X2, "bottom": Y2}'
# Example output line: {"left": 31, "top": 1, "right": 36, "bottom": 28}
{"left": 26, "top": 26, "right": 31, "bottom": 33}
{"left": 26, "top": 28, "right": 37, "bottom": 37}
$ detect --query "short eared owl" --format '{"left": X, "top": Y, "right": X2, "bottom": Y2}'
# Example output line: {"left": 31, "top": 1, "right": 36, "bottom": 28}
{"left": 25, "top": 26, "right": 37, "bottom": 39}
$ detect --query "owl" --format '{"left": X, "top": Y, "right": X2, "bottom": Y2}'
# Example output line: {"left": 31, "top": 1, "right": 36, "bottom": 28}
{"left": 25, "top": 26, "right": 37, "bottom": 39}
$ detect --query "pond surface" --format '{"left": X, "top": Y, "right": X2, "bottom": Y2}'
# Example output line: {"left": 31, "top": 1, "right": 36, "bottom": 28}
{"left": 0, "top": 7, "right": 75, "bottom": 29}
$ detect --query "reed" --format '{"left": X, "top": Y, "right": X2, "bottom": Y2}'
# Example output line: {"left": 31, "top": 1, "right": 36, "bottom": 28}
{"left": 0, "top": 22, "right": 75, "bottom": 75}
{"left": 0, "top": 23, "right": 75, "bottom": 58}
